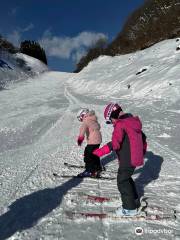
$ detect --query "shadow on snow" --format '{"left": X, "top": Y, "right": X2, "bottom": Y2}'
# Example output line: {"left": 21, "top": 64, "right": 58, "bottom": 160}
{"left": 0, "top": 151, "right": 163, "bottom": 239}
{"left": 135, "top": 151, "right": 164, "bottom": 197}
{"left": 0, "top": 177, "right": 83, "bottom": 240}
{"left": 0, "top": 152, "right": 117, "bottom": 240}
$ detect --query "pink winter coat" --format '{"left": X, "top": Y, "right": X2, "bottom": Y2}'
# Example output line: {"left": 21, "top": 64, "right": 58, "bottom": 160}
{"left": 78, "top": 113, "right": 102, "bottom": 145}
{"left": 107, "top": 114, "right": 145, "bottom": 167}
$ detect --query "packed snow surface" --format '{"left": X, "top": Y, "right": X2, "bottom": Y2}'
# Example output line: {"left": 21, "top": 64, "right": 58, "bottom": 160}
{"left": 0, "top": 39, "right": 180, "bottom": 239}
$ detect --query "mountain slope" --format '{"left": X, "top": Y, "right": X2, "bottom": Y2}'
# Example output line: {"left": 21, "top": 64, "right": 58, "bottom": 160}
{"left": 0, "top": 39, "right": 180, "bottom": 239}
{"left": 75, "top": 0, "right": 180, "bottom": 72}
{"left": 0, "top": 51, "right": 48, "bottom": 89}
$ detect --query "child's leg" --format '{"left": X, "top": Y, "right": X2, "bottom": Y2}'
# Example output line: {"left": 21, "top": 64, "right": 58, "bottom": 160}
{"left": 117, "top": 167, "right": 138, "bottom": 210}
{"left": 84, "top": 144, "right": 101, "bottom": 172}
{"left": 90, "top": 144, "right": 101, "bottom": 172}
{"left": 84, "top": 145, "right": 93, "bottom": 172}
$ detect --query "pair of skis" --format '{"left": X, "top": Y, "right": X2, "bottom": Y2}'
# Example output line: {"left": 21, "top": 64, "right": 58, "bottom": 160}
{"left": 65, "top": 193, "right": 177, "bottom": 221}
{"left": 65, "top": 210, "right": 176, "bottom": 221}
{"left": 64, "top": 162, "right": 108, "bottom": 171}
{"left": 53, "top": 162, "right": 117, "bottom": 180}
{"left": 54, "top": 163, "right": 177, "bottom": 221}
{"left": 53, "top": 172, "right": 116, "bottom": 180}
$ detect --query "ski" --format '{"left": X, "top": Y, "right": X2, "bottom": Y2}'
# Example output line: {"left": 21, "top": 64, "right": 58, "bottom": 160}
{"left": 65, "top": 195, "right": 176, "bottom": 221}
{"left": 65, "top": 210, "right": 176, "bottom": 221}
{"left": 64, "top": 162, "right": 84, "bottom": 169}
{"left": 53, "top": 173, "right": 116, "bottom": 180}
{"left": 84, "top": 194, "right": 119, "bottom": 203}
{"left": 70, "top": 193, "right": 177, "bottom": 216}
{"left": 65, "top": 210, "right": 146, "bottom": 220}
{"left": 63, "top": 162, "right": 117, "bottom": 173}
{"left": 72, "top": 193, "right": 147, "bottom": 205}
{"left": 73, "top": 192, "right": 120, "bottom": 203}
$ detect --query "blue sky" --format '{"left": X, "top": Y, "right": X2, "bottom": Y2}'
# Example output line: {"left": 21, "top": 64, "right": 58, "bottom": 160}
{"left": 0, "top": 0, "right": 144, "bottom": 72}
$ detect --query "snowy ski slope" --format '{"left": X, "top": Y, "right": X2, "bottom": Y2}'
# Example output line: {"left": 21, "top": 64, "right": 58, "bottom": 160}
{"left": 0, "top": 38, "right": 180, "bottom": 239}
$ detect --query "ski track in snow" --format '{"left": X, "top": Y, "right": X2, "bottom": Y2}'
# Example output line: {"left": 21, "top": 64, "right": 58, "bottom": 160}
{"left": 0, "top": 39, "right": 180, "bottom": 239}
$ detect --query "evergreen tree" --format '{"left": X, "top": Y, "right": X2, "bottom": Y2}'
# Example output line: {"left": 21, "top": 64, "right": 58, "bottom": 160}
{"left": 20, "top": 41, "right": 47, "bottom": 65}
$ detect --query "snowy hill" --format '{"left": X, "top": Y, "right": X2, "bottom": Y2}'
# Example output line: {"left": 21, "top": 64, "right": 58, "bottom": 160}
{"left": 0, "top": 51, "right": 48, "bottom": 89}
{"left": 69, "top": 38, "right": 180, "bottom": 102}
{"left": 0, "top": 39, "right": 180, "bottom": 239}
{"left": 75, "top": 0, "right": 180, "bottom": 72}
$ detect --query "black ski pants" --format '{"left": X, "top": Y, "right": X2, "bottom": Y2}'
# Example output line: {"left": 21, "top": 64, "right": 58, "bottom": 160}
{"left": 84, "top": 144, "right": 101, "bottom": 172}
{"left": 117, "top": 167, "right": 138, "bottom": 210}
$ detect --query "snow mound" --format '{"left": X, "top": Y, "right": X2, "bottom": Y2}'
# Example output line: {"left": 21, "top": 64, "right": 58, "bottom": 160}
{"left": 0, "top": 51, "right": 48, "bottom": 88}
{"left": 68, "top": 38, "right": 180, "bottom": 103}
{"left": 15, "top": 53, "right": 48, "bottom": 74}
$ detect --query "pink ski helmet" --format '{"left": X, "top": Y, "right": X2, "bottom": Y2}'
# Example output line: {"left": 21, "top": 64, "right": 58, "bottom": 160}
{"left": 104, "top": 103, "right": 122, "bottom": 124}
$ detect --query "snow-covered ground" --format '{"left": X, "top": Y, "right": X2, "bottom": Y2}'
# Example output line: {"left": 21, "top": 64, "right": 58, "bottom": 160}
{"left": 0, "top": 38, "right": 180, "bottom": 240}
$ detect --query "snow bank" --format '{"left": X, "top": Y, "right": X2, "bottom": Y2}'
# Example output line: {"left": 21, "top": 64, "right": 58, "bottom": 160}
{"left": 0, "top": 51, "right": 48, "bottom": 88}
{"left": 68, "top": 39, "right": 180, "bottom": 103}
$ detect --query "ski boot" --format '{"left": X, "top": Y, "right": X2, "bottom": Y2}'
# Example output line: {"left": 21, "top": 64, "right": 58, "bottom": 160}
{"left": 115, "top": 207, "right": 138, "bottom": 217}
{"left": 77, "top": 170, "right": 93, "bottom": 178}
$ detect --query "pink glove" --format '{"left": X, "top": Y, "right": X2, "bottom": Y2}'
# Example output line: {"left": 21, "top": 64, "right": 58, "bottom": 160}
{"left": 77, "top": 136, "right": 84, "bottom": 146}
{"left": 93, "top": 144, "right": 111, "bottom": 157}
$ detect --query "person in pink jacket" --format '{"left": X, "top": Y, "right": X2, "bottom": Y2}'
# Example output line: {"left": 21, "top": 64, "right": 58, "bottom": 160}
{"left": 76, "top": 108, "right": 102, "bottom": 177}
{"left": 93, "top": 103, "right": 147, "bottom": 217}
